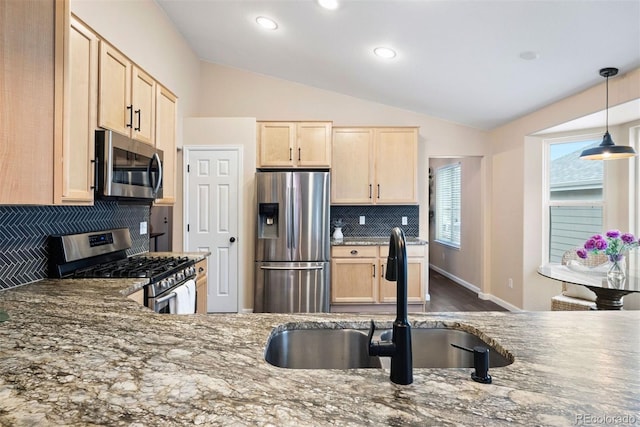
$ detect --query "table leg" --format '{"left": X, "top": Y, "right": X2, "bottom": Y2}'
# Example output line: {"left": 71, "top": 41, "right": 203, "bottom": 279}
{"left": 591, "top": 288, "right": 632, "bottom": 310}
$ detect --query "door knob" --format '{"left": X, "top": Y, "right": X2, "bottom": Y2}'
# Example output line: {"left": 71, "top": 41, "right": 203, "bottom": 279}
{"left": 230, "top": 237, "right": 236, "bottom": 243}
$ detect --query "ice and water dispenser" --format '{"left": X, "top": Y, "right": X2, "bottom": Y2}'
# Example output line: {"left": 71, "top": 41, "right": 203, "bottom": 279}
{"left": 258, "top": 203, "right": 279, "bottom": 239}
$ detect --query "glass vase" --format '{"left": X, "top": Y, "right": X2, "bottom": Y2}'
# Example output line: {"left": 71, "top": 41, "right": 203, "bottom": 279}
{"left": 607, "top": 255, "right": 626, "bottom": 289}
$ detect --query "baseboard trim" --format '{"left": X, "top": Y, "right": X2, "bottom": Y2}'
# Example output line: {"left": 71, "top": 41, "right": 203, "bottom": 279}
{"left": 429, "top": 264, "right": 522, "bottom": 312}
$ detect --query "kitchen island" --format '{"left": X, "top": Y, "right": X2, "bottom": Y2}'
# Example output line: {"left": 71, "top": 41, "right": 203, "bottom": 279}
{"left": 0, "top": 279, "right": 638, "bottom": 426}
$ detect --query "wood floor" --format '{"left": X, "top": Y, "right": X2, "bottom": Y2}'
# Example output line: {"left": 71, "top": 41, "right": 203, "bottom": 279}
{"left": 426, "top": 269, "right": 507, "bottom": 312}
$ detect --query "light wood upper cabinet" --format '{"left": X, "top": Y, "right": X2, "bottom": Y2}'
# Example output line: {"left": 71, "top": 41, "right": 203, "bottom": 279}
{"left": 131, "top": 67, "right": 155, "bottom": 144}
{"left": 331, "top": 128, "right": 374, "bottom": 203}
{"left": 98, "top": 42, "right": 155, "bottom": 144}
{"left": 1, "top": 0, "right": 64, "bottom": 204}
{"left": 54, "top": 15, "right": 98, "bottom": 205}
{"left": 331, "top": 127, "right": 418, "bottom": 205}
{"left": 154, "top": 85, "right": 177, "bottom": 205}
{"left": 297, "top": 122, "right": 332, "bottom": 167}
{"left": 257, "top": 121, "right": 332, "bottom": 168}
{"left": 374, "top": 128, "right": 418, "bottom": 204}
{"left": 98, "top": 42, "right": 130, "bottom": 136}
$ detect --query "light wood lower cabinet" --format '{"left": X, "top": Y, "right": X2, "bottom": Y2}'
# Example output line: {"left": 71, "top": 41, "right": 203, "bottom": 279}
{"left": 127, "top": 289, "right": 144, "bottom": 306}
{"left": 379, "top": 245, "right": 426, "bottom": 303}
{"left": 195, "top": 259, "right": 208, "bottom": 314}
{"left": 331, "top": 246, "right": 378, "bottom": 303}
{"left": 331, "top": 245, "right": 426, "bottom": 305}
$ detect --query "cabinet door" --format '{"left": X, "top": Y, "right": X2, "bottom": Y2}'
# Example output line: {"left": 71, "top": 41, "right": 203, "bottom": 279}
{"left": 131, "top": 66, "right": 155, "bottom": 144}
{"left": 297, "top": 122, "right": 332, "bottom": 168}
{"left": 195, "top": 259, "right": 208, "bottom": 314}
{"left": 258, "top": 122, "right": 296, "bottom": 167}
{"left": 331, "top": 258, "right": 378, "bottom": 303}
{"left": 98, "top": 41, "right": 131, "bottom": 136}
{"left": 379, "top": 258, "right": 425, "bottom": 303}
{"left": 331, "top": 128, "right": 374, "bottom": 204}
{"left": 154, "top": 85, "right": 177, "bottom": 205}
{"left": 374, "top": 128, "right": 418, "bottom": 204}
{"left": 0, "top": 0, "right": 60, "bottom": 204}
{"left": 56, "top": 15, "right": 98, "bottom": 205}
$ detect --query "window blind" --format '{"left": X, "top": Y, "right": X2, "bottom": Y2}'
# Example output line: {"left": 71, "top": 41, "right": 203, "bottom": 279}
{"left": 435, "top": 163, "right": 461, "bottom": 247}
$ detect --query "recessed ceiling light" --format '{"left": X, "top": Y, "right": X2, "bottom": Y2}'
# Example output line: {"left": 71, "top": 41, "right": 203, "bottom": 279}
{"left": 256, "top": 16, "right": 278, "bottom": 30}
{"left": 318, "top": 0, "right": 339, "bottom": 10}
{"left": 519, "top": 51, "right": 540, "bottom": 61}
{"left": 373, "top": 47, "right": 396, "bottom": 59}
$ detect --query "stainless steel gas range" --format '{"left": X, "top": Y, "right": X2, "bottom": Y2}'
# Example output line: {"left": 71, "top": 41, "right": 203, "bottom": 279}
{"left": 49, "top": 228, "right": 196, "bottom": 313}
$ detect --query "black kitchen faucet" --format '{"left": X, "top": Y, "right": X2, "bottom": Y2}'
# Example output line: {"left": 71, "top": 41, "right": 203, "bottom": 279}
{"left": 368, "top": 227, "right": 413, "bottom": 385}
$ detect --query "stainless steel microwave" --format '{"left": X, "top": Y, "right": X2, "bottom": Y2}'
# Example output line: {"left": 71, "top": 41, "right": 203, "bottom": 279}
{"left": 95, "top": 129, "right": 163, "bottom": 202}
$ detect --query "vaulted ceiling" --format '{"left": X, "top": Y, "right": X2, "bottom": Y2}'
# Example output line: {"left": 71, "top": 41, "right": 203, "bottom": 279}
{"left": 156, "top": 0, "right": 640, "bottom": 130}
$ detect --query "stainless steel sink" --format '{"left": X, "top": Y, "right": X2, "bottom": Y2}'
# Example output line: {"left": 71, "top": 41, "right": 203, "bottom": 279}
{"left": 265, "top": 326, "right": 513, "bottom": 369}
{"left": 379, "top": 328, "right": 512, "bottom": 368}
{"left": 265, "top": 328, "right": 382, "bottom": 369}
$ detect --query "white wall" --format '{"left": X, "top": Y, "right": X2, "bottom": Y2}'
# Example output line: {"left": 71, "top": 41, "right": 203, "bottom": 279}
{"left": 429, "top": 157, "right": 483, "bottom": 292}
{"left": 490, "top": 67, "right": 640, "bottom": 310}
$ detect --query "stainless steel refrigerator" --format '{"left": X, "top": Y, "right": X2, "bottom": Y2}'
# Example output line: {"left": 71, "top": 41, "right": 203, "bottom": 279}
{"left": 254, "top": 171, "right": 330, "bottom": 313}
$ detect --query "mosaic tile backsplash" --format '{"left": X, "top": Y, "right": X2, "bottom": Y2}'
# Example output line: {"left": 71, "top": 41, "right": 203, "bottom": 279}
{"left": 0, "top": 200, "right": 149, "bottom": 289}
{"left": 330, "top": 205, "right": 419, "bottom": 238}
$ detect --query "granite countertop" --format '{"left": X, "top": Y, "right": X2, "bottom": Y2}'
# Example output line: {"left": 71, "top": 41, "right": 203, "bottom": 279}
{"left": 0, "top": 280, "right": 638, "bottom": 426}
{"left": 331, "top": 237, "right": 428, "bottom": 246}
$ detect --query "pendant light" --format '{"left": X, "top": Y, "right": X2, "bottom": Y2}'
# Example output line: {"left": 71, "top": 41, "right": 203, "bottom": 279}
{"left": 580, "top": 67, "right": 637, "bottom": 160}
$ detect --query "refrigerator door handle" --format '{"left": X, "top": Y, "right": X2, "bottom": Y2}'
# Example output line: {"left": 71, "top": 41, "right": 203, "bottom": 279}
{"left": 260, "top": 265, "right": 324, "bottom": 271}
{"left": 286, "top": 186, "right": 292, "bottom": 249}
{"left": 291, "top": 184, "right": 298, "bottom": 249}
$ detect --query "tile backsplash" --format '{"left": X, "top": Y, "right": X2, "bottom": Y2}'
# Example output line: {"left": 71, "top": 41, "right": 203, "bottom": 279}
{"left": 330, "top": 205, "right": 419, "bottom": 238}
{"left": 0, "top": 200, "right": 149, "bottom": 289}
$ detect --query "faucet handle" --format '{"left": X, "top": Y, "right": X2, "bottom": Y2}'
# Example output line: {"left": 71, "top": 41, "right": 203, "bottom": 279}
{"left": 367, "top": 319, "right": 376, "bottom": 352}
{"left": 368, "top": 319, "right": 396, "bottom": 357}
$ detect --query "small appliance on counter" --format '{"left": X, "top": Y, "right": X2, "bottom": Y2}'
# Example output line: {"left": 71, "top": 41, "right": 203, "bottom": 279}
{"left": 254, "top": 171, "right": 330, "bottom": 313}
{"left": 48, "top": 228, "right": 196, "bottom": 314}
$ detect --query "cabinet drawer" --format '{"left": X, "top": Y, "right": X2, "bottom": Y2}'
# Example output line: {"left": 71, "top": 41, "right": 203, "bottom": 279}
{"left": 379, "top": 245, "right": 425, "bottom": 258}
{"left": 196, "top": 258, "right": 208, "bottom": 278}
{"left": 332, "top": 246, "right": 378, "bottom": 258}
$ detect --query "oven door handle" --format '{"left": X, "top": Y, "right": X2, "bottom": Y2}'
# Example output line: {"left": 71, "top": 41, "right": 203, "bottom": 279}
{"left": 155, "top": 292, "right": 176, "bottom": 308}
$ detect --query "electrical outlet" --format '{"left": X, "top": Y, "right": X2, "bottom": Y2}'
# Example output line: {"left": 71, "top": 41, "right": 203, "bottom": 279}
{"left": 140, "top": 221, "right": 148, "bottom": 235}
{"left": 359, "top": 216, "right": 366, "bottom": 225}
{"left": 508, "top": 278, "right": 513, "bottom": 289}
{"left": 401, "top": 216, "right": 408, "bottom": 225}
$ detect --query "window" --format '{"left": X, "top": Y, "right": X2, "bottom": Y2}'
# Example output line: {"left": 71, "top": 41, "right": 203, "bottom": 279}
{"left": 435, "top": 163, "right": 461, "bottom": 248}
{"left": 546, "top": 138, "right": 603, "bottom": 262}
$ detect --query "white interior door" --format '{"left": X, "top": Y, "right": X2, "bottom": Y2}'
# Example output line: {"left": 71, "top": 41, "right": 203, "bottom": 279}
{"left": 184, "top": 147, "right": 240, "bottom": 312}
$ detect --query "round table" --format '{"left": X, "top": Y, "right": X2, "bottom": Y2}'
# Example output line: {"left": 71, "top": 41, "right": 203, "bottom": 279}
{"left": 538, "top": 254, "right": 640, "bottom": 310}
